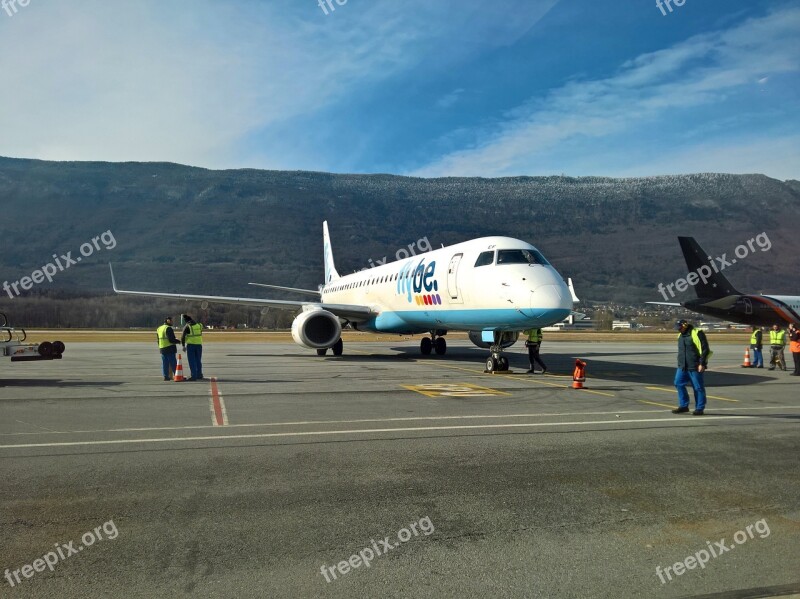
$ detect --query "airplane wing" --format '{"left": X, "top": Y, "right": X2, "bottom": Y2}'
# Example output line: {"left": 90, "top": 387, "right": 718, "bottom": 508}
{"left": 248, "top": 283, "right": 321, "bottom": 297}
{"left": 646, "top": 301, "right": 683, "bottom": 307}
{"left": 109, "top": 264, "right": 373, "bottom": 322}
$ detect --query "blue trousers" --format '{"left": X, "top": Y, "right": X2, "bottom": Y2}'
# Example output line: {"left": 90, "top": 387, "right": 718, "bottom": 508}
{"left": 187, "top": 344, "right": 203, "bottom": 379}
{"left": 674, "top": 368, "right": 706, "bottom": 411}
{"left": 161, "top": 353, "right": 177, "bottom": 379}
{"left": 750, "top": 345, "right": 763, "bottom": 367}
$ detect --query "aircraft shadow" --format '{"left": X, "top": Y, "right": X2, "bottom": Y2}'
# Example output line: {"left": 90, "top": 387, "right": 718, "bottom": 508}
{"left": 227, "top": 347, "right": 771, "bottom": 388}
{"left": 0, "top": 380, "right": 125, "bottom": 388}
{"left": 379, "top": 346, "right": 772, "bottom": 388}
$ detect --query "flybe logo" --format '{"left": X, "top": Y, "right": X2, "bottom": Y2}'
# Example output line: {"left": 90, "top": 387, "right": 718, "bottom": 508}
{"left": 397, "top": 258, "right": 442, "bottom": 305}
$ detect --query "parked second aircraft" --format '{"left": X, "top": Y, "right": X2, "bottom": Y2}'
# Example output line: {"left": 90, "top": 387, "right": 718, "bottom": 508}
{"left": 649, "top": 237, "right": 800, "bottom": 326}
{"left": 110, "top": 222, "right": 575, "bottom": 371}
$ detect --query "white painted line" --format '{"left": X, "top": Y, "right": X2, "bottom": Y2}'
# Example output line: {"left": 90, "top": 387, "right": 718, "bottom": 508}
{"left": 0, "top": 416, "right": 758, "bottom": 450}
{"left": 1, "top": 406, "right": 797, "bottom": 437}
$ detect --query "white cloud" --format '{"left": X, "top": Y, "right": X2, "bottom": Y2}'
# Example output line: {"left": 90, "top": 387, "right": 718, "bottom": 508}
{"left": 0, "top": 0, "right": 559, "bottom": 168}
{"left": 411, "top": 7, "right": 800, "bottom": 179}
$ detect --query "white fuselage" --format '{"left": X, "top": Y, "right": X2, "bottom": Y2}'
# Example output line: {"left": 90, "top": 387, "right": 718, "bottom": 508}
{"left": 320, "top": 236, "right": 572, "bottom": 334}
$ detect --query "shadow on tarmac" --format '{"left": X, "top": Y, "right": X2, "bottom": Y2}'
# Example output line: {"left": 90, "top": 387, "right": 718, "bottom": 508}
{"left": 0, "top": 379, "right": 124, "bottom": 388}
{"left": 229, "top": 345, "right": 773, "bottom": 388}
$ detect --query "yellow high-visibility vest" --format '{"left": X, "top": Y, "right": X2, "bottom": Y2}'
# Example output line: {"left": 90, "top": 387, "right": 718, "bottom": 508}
{"left": 157, "top": 324, "right": 173, "bottom": 349}
{"left": 524, "top": 329, "right": 542, "bottom": 343}
{"left": 186, "top": 322, "right": 203, "bottom": 345}
{"left": 677, "top": 328, "right": 713, "bottom": 363}
{"left": 770, "top": 329, "right": 786, "bottom": 346}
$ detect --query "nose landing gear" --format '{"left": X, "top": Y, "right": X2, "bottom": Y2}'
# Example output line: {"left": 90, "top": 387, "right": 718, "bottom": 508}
{"left": 485, "top": 332, "right": 511, "bottom": 372}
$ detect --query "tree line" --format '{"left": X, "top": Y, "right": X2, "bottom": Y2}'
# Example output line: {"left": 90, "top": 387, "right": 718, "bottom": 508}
{"left": 0, "top": 291, "right": 296, "bottom": 329}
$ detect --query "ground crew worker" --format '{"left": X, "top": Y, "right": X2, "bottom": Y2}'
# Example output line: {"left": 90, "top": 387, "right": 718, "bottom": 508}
{"left": 522, "top": 328, "right": 547, "bottom": 374}
{"left": 768, "top": 323, "right": 787, "bottom": 371}
{"left": 788, "top": 323, "right": 800, "bottom": 376}
{"left": 749, "top": 326, "right": 763, "bottom": 368}
{"left": 156, "top": 316, "right": 181, "bottom": 381}
{"left": 672, "top": 319, "right": 711, "bottom": 416}
{"left": 181, "top": 314, "right": 204, "bottom": 381}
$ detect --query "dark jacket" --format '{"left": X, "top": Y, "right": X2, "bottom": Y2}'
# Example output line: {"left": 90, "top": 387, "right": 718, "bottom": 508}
{"left": 677, "top": 326, "right": 710, "bottom": 370}
{"left": 158, "top": 326, "right": 180, "bottom": 355}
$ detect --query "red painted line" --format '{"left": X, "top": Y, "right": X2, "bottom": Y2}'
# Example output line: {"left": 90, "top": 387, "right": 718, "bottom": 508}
{"left": 210, "top": 377, "right": 226, "bottom": 426}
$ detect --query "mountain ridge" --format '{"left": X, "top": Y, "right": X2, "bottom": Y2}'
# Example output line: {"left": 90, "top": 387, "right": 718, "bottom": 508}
{"left": 1, "top": 156, "right": 798, "bottom": 304}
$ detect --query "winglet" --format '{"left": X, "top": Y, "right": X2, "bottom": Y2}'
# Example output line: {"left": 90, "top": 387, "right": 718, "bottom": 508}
{"left": 109, "top": 263, "right": 119, "bottom": 292}
{"left": 567, "top": 277, "right": 580, "bottom": 303}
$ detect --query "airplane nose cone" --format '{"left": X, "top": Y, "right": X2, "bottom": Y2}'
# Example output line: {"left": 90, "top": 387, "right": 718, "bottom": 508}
{"left": 531, "top": 284, "right": 572, "bottom": 322}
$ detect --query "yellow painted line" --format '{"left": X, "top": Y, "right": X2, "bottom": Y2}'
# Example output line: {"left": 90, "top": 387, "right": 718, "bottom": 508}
{"left": 645, "top": 386, "right": 739, "bottom": 402}
{"left": 431, "top": 362, "right": 616, "bottom": 397}
{"left": 431, "top": 363, "right": 488, "bottom": 375}
{"left": 637, "top": 400, "right": 675, "bottom": 409}
{"left": 401, "top": 385, "right": 439, "bottom": 398}
{"left": 510, "top": 374, "right": 617, "bottom": 398}
{"left": 402, "top": 383, "right": 511, "bottom": 398}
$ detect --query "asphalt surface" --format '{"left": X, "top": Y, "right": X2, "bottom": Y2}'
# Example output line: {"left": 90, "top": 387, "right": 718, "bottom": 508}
{"left": 1, "top": 340, "right": 798, "bottom": 598}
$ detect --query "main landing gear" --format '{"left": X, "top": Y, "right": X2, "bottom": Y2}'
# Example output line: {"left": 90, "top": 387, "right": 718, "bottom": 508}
{"left": 420, "top": 331, "right": 447, "bottom": 356}
{"left": 485, "top": 332, "right": 510, "bottom": 372}
{"left": 316, "top": 338, "right": 344, "bottom": 356}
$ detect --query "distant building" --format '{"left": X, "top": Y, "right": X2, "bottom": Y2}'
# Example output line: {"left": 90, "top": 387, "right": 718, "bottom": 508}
{"left": 612, "top": 320, "right": 633, "bottom": 330}
{"left": 543, "top": 314, "right": 598, "bottom": 332}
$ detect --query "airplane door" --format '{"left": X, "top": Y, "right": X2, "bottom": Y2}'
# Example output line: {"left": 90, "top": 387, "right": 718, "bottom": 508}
{"left": 448, "top": 254, "right": 463, "bottom": 303}
{"left": 744, "top": 297, "right": 753, "bottom": 315}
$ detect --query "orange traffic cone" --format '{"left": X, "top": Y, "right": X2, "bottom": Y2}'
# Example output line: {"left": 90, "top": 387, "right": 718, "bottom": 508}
{"left": 572, "top": 359, "right": 587, "bottom": 389}
{"left": 173, "top": 353, "right": 186, "bottom": 382}
{"left": 741, "top": 347, "right": 751, "bottom": 368}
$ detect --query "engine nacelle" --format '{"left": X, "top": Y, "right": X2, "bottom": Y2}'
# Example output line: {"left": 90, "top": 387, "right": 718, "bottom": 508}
{"left": 468, "top": 330, "right": 520, "bottom": 349}
{"left": 291, "top": 309, "right": 342, "bottom": 349}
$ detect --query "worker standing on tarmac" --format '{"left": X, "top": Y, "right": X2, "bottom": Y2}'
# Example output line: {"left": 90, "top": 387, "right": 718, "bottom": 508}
{"left": 788, "top": 323, "right": 800, "bottom": 376}
{"left": 672, "top": 319, "right": 711, "bottom": 416}
{"left": 522, "top": 328, "right": 547, "bottom": 374}
{"left": 768, "top": 323, "right": 788, "bottom": 371}
{"left": 181, "top": 314, "right": 204, "bottom": 381}
{"left": 749, "top": 325, "right": 764, "bottom": 368}
{"left": 156, "top": 316, "right": 181, "bottom": 381}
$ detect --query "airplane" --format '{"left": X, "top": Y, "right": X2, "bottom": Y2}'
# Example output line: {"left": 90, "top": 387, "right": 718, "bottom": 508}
{"left": 110, "top": 222, "right": 576, "bottom": 371}
{"left": 648, "top": 237, "right": 800, "bottom": 327}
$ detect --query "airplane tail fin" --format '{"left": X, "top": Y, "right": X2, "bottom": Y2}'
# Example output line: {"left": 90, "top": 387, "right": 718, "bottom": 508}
{"left": 323, "top": 221, "right": 340, "bottom": 284}
{"left": 678, "top": 237, "right": 742, "bottom": 299}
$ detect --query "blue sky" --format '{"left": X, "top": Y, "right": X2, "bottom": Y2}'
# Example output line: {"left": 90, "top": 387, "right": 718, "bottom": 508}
{"left": 0, "top": 0, "right": 798, "bottom": 179}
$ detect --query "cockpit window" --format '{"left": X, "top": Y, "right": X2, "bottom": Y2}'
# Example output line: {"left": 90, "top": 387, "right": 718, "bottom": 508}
{"left": 474, "top": 251, "right": 495, "bottom": 267}
{"left": 497, "top": 249, "right": 550, "bottom": 266}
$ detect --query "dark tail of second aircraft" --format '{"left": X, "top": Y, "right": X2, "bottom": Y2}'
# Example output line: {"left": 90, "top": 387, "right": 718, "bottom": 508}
{"left": 678, "top": 237, "right": 742, "bottom": 299}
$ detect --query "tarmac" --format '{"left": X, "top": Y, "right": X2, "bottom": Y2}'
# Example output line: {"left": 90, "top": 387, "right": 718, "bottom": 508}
{"left": 1, "top": 339, "right": 798, "bottom": 598}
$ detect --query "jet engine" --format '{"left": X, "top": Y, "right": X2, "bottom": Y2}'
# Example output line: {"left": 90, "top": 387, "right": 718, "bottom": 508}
{"left": 291, "top": 309, "right": 342, "bottom": 349}
{"left": 468, "top": 330, "right": 520, "bottom": 349}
